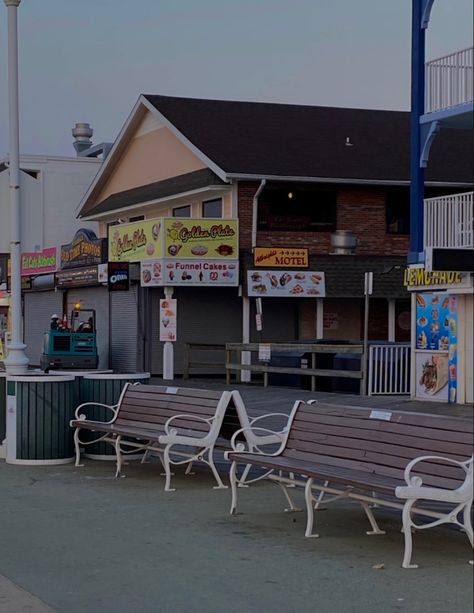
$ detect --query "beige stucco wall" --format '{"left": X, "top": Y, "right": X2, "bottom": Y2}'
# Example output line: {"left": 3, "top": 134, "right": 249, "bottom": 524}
{"left": 96, "top": 115, "right": 207, "bottom": 203}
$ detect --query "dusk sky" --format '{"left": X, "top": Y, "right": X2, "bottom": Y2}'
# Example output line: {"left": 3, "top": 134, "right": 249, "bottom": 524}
{"left": 0, "top": 0, "right": 472, "bottom": 157}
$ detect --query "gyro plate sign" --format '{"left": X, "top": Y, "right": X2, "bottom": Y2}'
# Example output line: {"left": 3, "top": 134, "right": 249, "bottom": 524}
{"left": 141, "top": 259, "right": 239, "bottom": 287}
{"left": 247, "top": 270, "right": 325, "bottom": 297}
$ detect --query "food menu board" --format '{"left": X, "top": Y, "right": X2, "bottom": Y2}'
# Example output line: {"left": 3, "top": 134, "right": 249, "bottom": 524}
{"left": 159, "top": 299, "right": 177, "bottom": 342}
{"left": 141, "top": 259, "right": 238, "bottom": 287}
{"left": 415, "top": 293, "right": 458, "bottom": 403}
{"left": 247, "top": 270, "right": 326, "bottom": 297}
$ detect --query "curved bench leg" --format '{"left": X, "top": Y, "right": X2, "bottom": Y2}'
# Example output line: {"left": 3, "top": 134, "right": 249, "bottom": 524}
{"left": 230, "top": 461, "right": 239, "bottom": 514}
{"left": 163, "top": 447, "right": 176, "bottom": 492}
{"left": 114, "top": 436, "right": 124, "bottom": 478}
{"left": 361, "top": 502, "right": 386, "bottom": 535}
{"left": 401, "top": 499, "right": 418, "bottom": 569}
{"left": 73, "top": 429, "right": 84, "bottom": 468}
{"left": 305, "top": 478, "right": 319, "bottom": 538}
{"left": 185, "top": 460, "right": 195, "bottom": 476}
{"left": 277, "top": 481, "right": 302, "bottom": 512}
{"left": 205, "top": 448, "right": 228, "bottom": 490}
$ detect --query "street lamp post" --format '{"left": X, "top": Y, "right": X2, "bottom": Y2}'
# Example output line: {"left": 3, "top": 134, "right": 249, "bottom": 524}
{"left": 3, "top": 0, "right": 29, "bottom": 374}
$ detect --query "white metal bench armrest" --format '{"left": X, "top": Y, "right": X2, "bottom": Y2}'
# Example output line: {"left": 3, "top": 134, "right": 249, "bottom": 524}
{"left": 72, "top": 401, "right": 119, "bottom": 424}
{"left": 248, "top": 412, "right": 290, "bottom": 428}
{"left": 402, "top": 454, "right": 473, "bottom": 487}
{"left": 228, "top": 426, "right": 287, "bottom": 456}
{"left": 164, "top": 413, "right": 215, "bottom": 437}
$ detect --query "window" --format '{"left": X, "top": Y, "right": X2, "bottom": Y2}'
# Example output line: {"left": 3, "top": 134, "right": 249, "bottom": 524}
{"left": 172, "top": 205, "right": 191, "bottom": 218}
{"left": 202, "top": 198, "right": 222, "bottom": 218}
{"left": 129, "top": 215, "right": 145, "bottom": 222}
{"left": 257, "top": 187, "right": 337, "bottom": 232}
{"left": 386, "top": 189, "right": 410, "bottom": 234}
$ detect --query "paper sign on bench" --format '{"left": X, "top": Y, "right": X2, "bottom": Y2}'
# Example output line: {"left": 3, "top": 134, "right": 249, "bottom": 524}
{"left": 166, "top": 387, "right": 179, "bottom": 394}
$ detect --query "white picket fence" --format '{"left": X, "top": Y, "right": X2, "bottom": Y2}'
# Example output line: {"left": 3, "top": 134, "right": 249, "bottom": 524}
{"left": 368, "top": 343, "right": 411, "bottom": 396}
{"left": 425, "top": 47, "right": 473, "bottom": 112}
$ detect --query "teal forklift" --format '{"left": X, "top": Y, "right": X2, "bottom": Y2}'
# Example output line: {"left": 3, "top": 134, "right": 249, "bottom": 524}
{"left": 40, "top": 307, "right": 98, "bottom": 372}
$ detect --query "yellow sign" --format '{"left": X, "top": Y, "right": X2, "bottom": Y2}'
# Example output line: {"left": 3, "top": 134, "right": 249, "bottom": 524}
{"left": 0, "top": 339, "right": 4, "bottom": 362}
{"left": 163, "top": 218, "right": 238, "bottom": 259}
{"left": 404, "top": 268, "right": 464, "bottom": 288}
{"left": 108, "top": 218, "right": 239, "bottom": 262}
{"left": 108, "top": 219, "right": 163, "bottom": 262}
{"left": 254, "top": 247, "right": 309, "bottom": 268}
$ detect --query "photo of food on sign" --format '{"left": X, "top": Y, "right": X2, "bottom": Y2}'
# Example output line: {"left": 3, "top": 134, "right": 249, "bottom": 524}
{"left": 163, "top": 219, "right": 238, "bottom": 259}
{"left": 247, "top": 270, "right": 325, "bottom": 297}
{"left": 141, "top": 259, "right": 239, "bottom": 286}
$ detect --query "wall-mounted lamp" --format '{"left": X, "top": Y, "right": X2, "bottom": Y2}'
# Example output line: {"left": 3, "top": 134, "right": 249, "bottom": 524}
{"left": 288, "top": 191, "right": 293, "bottom": 199}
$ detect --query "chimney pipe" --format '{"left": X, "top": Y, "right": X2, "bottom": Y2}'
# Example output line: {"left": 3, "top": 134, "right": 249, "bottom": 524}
{"left": 72, "top": 122, "right": 93, "bottom": 155}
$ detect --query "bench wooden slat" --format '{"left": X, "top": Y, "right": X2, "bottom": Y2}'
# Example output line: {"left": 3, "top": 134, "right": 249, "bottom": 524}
{"left": 122, "top": 394, "right": 220, "bottom": 410}
{"left": 285, "top": 423, "right": 471, "bottom": 458}
{"left": 127, "top": 385, "right": 223, "bottom": 401}
{"left": 118, "top": 401, "right": 218, "bottom": 419}
{"left": 291, "top": 411, "right": 473, "bottom": 445}
{"left": 298, "top": 403, "right": 473, "bottom": 433}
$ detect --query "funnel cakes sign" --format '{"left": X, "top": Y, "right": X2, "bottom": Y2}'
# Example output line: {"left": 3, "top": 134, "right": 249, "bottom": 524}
{"left": 109, "top": 218, "right": 239, "bottom": 263}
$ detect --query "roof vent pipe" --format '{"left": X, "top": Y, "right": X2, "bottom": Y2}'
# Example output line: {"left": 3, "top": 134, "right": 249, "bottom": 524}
{"left": 72, "top": 123, "right": 93, "bottom": 155}
{"left": 330, "top": 230, "right": 358, "bottom": 255}
{"left": 251, "top": 179, "right": 266, "bottom": 249}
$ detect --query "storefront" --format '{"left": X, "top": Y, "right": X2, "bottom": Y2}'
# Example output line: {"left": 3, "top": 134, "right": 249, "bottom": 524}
{"left": 109, "top": 217, "right": 241, "bottom": 376}
{"left": 22, "top": 231, "right": 111, "bottom": 369}
{"left": 405, "top": 266, "right": 473, "bottom": 405}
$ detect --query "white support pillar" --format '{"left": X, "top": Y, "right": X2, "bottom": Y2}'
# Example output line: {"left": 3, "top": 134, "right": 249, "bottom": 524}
{"left": 316, "top": 298, "right": 324, "bottom": 339}
{"left": 3, "top": 0, "right": 29, "bottom": 374}
{"left": 388, "top": 299, "right": 396, "bottom": 342}
{"left": 162, "top": 286, "right": 174, "bottom": 381}
{"left": 241, "top": 296, "right": 251, "bottom": 382}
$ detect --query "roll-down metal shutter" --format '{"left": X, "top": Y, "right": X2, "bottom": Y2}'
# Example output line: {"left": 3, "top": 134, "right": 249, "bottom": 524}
{"left": 66, "top": 287, "right": 109, "bottom": 369}
{"left": 110, "top": 284, "right": 141, "bottom": 373}
{"left": 24, "top": 291, "right": 63, "bottom": 367}
{"left": 150, "top": 287, "right": 241, "bottom": 376}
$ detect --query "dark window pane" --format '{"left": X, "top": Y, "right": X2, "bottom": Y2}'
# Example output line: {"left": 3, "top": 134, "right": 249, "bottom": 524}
{"left": 173, "top": 205, "right": 191, "bottom": 218}
{"left": 129, "top": 215, "right": 145, "bottom": 222}
{"left": 386, "top": 189, "right": 410, "bottom": 234}
{"left": 258, "top": 188, "right": 336, "bottom": 232}
{"left": 202, "top": 198, "right": 222, "bottom": 218}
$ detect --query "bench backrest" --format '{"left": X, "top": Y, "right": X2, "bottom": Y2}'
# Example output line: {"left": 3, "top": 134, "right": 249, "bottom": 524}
{"left": 283, "top": 402, "right": 473, "bottom": 490}
{"left": 114, "top": 384, "right": 230, "bottom": 437}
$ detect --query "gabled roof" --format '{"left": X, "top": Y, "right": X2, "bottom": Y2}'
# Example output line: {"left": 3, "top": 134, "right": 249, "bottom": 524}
{"left": 144, "top": 95, "right": 473, "bottom": 183}
{"left": 78, "top": 94, "right": 473, "bottom": 218}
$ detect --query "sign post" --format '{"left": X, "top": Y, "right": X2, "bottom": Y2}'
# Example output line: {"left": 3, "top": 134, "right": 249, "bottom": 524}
{"left": 361, "top": 272, "right": 373, "bottom": 396}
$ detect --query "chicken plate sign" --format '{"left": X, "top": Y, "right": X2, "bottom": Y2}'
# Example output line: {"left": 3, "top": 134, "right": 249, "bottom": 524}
{"left": 109, "top": 217, "right": 239, "bottom": 262}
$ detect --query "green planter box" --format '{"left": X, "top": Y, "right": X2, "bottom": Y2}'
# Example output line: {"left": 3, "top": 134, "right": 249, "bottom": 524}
{"left": 6, "top": 375, "right": 76, "bottom": 465}
{"left": 79, "top": 373, "right": 150, "bottom": 458}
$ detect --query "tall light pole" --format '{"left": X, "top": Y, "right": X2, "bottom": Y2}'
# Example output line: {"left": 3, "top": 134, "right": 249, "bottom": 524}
{"left": 3, "top": 0, "right": 29, "bottom": 374}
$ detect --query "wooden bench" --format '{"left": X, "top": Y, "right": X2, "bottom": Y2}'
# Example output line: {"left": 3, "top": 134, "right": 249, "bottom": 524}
{"left": 226, "top": 401, "right": 474, "bottom": 568}
{"left": 70, "top": 383, "right": 287, "bottom": 491}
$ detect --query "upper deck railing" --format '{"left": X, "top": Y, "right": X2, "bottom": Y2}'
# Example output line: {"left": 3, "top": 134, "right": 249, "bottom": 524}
{"left": 425, "top": 47, "right": 473, "bottom": 113}
{"left": 424, "top": 191, "right": 473, "bottom": 249}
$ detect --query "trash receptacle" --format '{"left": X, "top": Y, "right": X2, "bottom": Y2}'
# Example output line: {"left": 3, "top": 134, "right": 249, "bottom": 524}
{"left": 6, "top": 374, "right": 76, "bottom": 464}
{"left": 332, "top": 353, "right": 362, "bottom": 394}
{"left": 268, "top": 352, "right": 305, "bottom": 387}
{"left": 302, "top": 340, "right": 356, "bottom": 391}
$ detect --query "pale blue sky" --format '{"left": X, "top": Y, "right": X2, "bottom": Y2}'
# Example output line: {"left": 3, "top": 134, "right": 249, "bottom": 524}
{"left": 0, "top": 0, "right": 472, "bottom": 156}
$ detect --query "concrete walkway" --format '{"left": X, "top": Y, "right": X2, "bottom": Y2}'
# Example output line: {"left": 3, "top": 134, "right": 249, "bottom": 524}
{"left": 0, "top": 380, "right": 472, "bottom": 612}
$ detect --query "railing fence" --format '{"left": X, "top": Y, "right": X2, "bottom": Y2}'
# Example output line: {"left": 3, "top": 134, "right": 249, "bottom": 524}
{"left": 368, "top": 344, "right": 411, "bottom": 396}
{"left": 425, "top": 47, "right": 473, "bottom": 112}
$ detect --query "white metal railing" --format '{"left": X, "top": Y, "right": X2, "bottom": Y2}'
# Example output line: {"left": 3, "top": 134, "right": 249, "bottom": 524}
{"left": 424, "top": 191, "right": 473, "bottom": 249}
{"left": 425, "top": 47, "right": 473, "bottom": 112}
{"left": 368, "top": 344, "right": 410, "bottom": 396}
